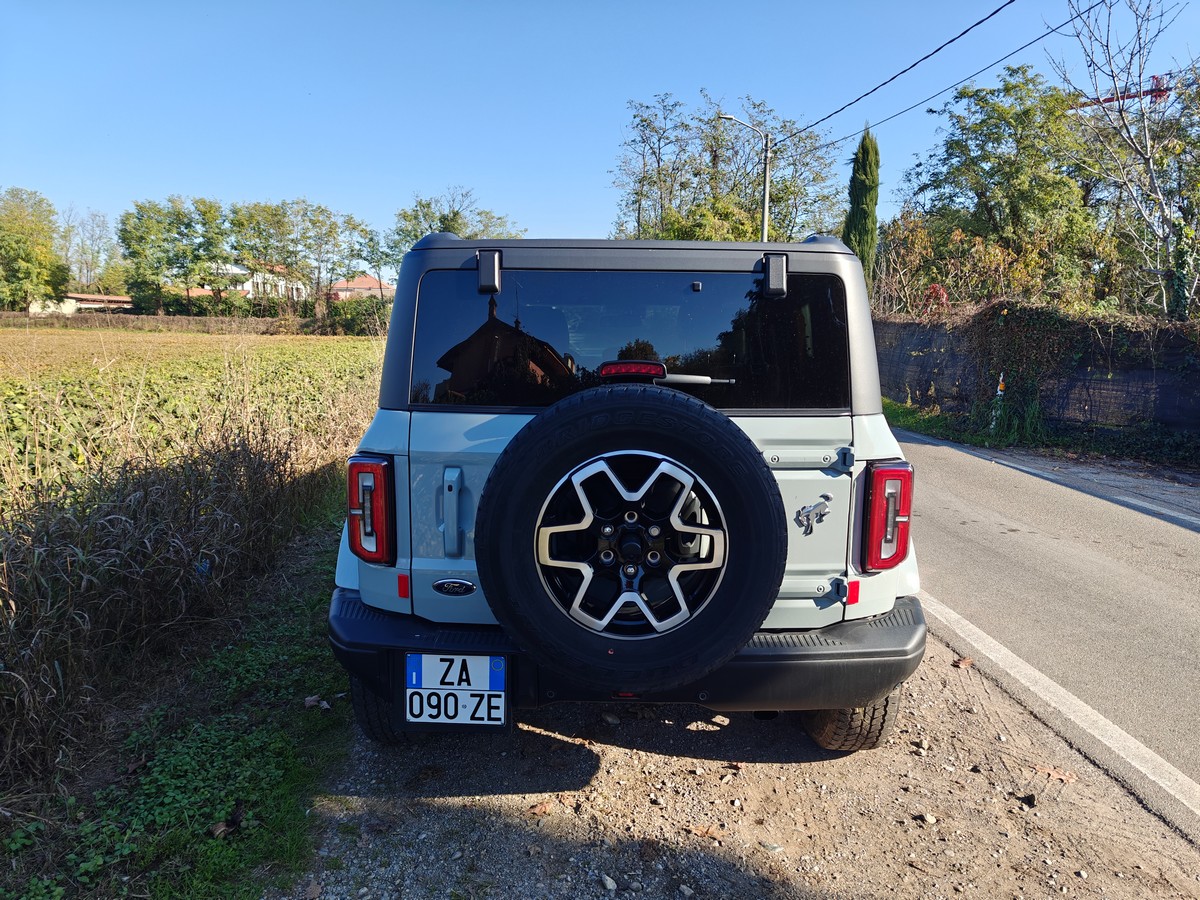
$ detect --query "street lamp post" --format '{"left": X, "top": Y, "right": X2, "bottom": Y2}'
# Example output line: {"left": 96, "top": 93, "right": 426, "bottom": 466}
{"left": 718, "top": 113, "right": 771, "bottom": 242}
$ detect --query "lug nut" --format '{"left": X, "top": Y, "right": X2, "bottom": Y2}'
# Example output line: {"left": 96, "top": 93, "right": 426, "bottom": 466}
{"left": 624, "top": 510, "right": 638, "bottom": 523}
{"left": 601, "top": 524, "right": 615, "bottom": 537}
{"left": 648, "top": 525, "right": 662, "bottom": 538}
{"left": 647, "top": 551, "right": 661, "bottom": 565}
{"left": 599, "top": 549, "right": 615, "bottom": 565}
{"left": 623, "top": 564, "right": 637, "bottom": 577}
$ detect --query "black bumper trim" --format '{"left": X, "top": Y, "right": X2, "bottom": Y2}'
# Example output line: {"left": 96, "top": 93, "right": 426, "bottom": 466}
{"left": 329, "top": 588, "right": 926, "bottom": 713}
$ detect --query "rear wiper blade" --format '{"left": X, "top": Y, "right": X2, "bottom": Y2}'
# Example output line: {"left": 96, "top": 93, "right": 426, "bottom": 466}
{"left": 654, "top": 374, "right": 736, "bottom": 386}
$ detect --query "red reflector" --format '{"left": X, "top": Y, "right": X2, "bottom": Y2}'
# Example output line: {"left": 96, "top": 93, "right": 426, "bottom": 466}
{"left": 598, "top": 360, "right": 667, "bottom": 379}
{"left": 846, "top": 580, "right": 860, "bottom": 605}
{"left": 397, "top": 574, "right": 410, "bottom": 599}
{"left": 864, "top": 461, "right": 914, "bottom": 572}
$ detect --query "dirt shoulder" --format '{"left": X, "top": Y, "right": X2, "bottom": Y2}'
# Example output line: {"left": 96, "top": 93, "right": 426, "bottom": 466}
{"left": 281, "top": 634, "right": 1200, "bottom": 900}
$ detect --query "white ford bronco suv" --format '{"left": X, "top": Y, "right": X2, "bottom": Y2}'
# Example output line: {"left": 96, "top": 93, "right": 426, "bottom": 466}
{"left": 329, "top": 234, "right": 924, "bottom": 752}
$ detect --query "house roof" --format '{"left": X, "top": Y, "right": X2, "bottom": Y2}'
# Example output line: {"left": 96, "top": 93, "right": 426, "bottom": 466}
{"left": 66, "top": 293, "right": 133, "bottom": 303}
{"left": 331, "top": 274, "right": 389, "bottom": 291}
{"left": 436, "top": 309, "right": 571, "bottom": 382}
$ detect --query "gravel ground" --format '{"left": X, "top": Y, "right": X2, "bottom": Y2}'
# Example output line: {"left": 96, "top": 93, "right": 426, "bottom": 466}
{"left": 271, "top": 634, "right": 1200, "bottom": 900}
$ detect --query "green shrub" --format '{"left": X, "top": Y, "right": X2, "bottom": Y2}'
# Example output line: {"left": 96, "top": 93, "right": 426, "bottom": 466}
{"left": 321, "top": 296, "right": 392, "bottom": 336}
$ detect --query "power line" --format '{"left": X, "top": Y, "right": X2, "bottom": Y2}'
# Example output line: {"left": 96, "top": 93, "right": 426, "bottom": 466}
{"left": 804, "top": 0, "right": 1108, "bottom": 155}
{"left": 777, "top": 0, "right": 1021, "bottom": 149}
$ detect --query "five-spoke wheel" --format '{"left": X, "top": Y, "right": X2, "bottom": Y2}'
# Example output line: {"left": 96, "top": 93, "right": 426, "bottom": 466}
{"left": 535, "top": 451, "right": 727, "bottom": 638}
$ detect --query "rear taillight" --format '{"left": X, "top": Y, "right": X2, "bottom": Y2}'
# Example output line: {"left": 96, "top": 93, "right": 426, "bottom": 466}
{"left": 863, "top": 460, "right": 913, "bottom": 572}
{"left": 348, "top": 454, "right": 394, "bottom": 565}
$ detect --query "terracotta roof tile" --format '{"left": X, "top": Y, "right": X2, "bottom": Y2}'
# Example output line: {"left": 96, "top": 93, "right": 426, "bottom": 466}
{"left": 331, "top": 275, "right": 389, "bottom": 291}
{"left": 65, "top": 293, "right": 133, "bottom": 303}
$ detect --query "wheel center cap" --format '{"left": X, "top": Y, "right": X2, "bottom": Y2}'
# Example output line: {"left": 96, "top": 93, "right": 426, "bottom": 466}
{"left": 619, "top": 538, "right": 643, "bottom": 562}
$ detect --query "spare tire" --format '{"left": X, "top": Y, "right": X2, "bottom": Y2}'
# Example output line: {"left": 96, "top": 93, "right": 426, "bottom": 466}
{"left": 474, "top": 384, "right": 787, "bottom": 693}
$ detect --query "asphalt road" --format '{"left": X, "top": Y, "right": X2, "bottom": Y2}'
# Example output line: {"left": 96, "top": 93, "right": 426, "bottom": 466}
{"left": 896, "top": 431, "right": 1200, "bottom": 792}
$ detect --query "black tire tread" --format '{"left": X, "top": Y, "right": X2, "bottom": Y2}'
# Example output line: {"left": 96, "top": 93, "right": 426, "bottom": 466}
{"left": 801, "top": 689, "right": 900, "bottom": 752}
{"left": 474, "top": 384, "right": 788, "bottom": 693}
{"left": 350, "top": 676, "right": 404, "bottom": 744}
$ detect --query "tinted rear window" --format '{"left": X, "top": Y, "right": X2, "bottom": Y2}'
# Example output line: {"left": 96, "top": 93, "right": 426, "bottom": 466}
{"left": 410, "top": 269, "right": 849, "bottom": 410}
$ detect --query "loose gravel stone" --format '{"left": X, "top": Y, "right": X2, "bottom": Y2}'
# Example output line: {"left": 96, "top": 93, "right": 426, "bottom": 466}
{"left": 270, "top": 636, "right": 1200, "bottom": 900}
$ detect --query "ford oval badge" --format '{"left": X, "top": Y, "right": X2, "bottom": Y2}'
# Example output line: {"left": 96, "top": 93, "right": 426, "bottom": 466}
{"left": 432, "top": 579, "right": 477, "bottom": 596}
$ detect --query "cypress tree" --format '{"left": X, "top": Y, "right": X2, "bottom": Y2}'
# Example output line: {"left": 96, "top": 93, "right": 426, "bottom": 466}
{"left": 844, "top": 127, "right": 880, "bottom": 291}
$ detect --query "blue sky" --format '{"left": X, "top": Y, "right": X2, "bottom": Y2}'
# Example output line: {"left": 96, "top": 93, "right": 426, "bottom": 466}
{"left": 2, "top": 0, "right": 1197, "bottom": 239}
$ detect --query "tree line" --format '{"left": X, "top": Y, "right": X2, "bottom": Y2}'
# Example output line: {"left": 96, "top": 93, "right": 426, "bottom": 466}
{"left": 611, "top": 90, "right": 844, "bottom": 241}
{"left": 0, "top": 187, "right": 523, "bottom": 316}
{"left": 610, "top": 1, "right": 1198, "bottom": 320}
{"left": 892, "top": 0, "right": 1200, "bottom": 320}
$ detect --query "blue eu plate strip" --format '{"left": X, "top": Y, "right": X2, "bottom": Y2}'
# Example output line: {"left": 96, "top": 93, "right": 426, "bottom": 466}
{"left": 407, "top": 654, "right": 421, "bottom": 689}
{"left": 489, "top": 656, "right": 506, "bottom": 691}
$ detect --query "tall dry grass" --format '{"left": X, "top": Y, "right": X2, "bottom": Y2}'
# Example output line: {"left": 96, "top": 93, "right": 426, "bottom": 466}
{"left": 0, "top": 331, "right": 380, "bottom": 789}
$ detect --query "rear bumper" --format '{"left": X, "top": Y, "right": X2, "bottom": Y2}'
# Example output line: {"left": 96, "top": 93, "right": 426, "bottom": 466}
{"left": 329, "top": 588, "right": 926, "bottom": 714}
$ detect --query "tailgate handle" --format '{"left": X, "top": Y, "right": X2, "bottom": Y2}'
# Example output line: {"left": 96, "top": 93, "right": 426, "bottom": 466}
{"left": 442, "top": 467, "right": 463, "bottom": 557}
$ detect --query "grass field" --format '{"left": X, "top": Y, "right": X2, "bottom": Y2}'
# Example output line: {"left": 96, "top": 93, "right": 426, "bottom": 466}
{"left": 2, "top": 331, "right": 381, "bottom": 488}
{"left": 1, "top": 327, "right": 380, "bottom": 897}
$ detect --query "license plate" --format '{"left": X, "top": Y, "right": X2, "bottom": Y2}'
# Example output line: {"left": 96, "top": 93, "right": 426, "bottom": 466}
{"left": 404, "top": 654, "right": 506, "bottom": 725}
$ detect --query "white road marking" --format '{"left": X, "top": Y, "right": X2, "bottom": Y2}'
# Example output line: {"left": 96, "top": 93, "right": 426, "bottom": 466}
{"left": 894, "top": 430, "right": 942, "bottom": 446}
{"left": 898, "top": 430, "right": 1058, "bottom": 479}
{"left": 918, "top": 589, "right": 1200, "bottom": 821}
{"left": 985, "top": 458, "right": 1048, "bottom": 478}
{"left": 1115, "top": 494, "right": 1200, "bottom": 527}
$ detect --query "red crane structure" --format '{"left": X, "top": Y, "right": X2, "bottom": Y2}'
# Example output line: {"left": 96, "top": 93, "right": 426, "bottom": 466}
{"left": 1071, "top": 73, "right": 1173, "bottom": 109}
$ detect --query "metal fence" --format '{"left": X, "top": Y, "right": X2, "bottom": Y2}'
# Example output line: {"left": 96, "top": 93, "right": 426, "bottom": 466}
{"left": 874, "top": 320, "right": 1200, "bottom": 432}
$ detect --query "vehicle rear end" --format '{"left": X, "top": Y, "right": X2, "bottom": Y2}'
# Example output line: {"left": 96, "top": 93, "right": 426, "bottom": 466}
{"left": 329, "top": 235, "right": 924, "bottom": 749}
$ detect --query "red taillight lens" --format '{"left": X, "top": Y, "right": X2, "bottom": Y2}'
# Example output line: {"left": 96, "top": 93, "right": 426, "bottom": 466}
{"left": 348, "top": 454, "right": 394, "bottom": 565}
{"left": 864, "top": 461, "right": 913, "bottom": 572}
{"left": 598, "top": 360, "right": 667, "bottom": 379}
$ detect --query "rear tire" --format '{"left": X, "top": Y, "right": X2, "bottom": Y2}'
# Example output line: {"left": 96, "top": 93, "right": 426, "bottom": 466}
{"left": 801, "top": 688, "right": 900, "bottom": 752}
{"left": 350, "top": 676, "right": 403, "bottom": 744}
